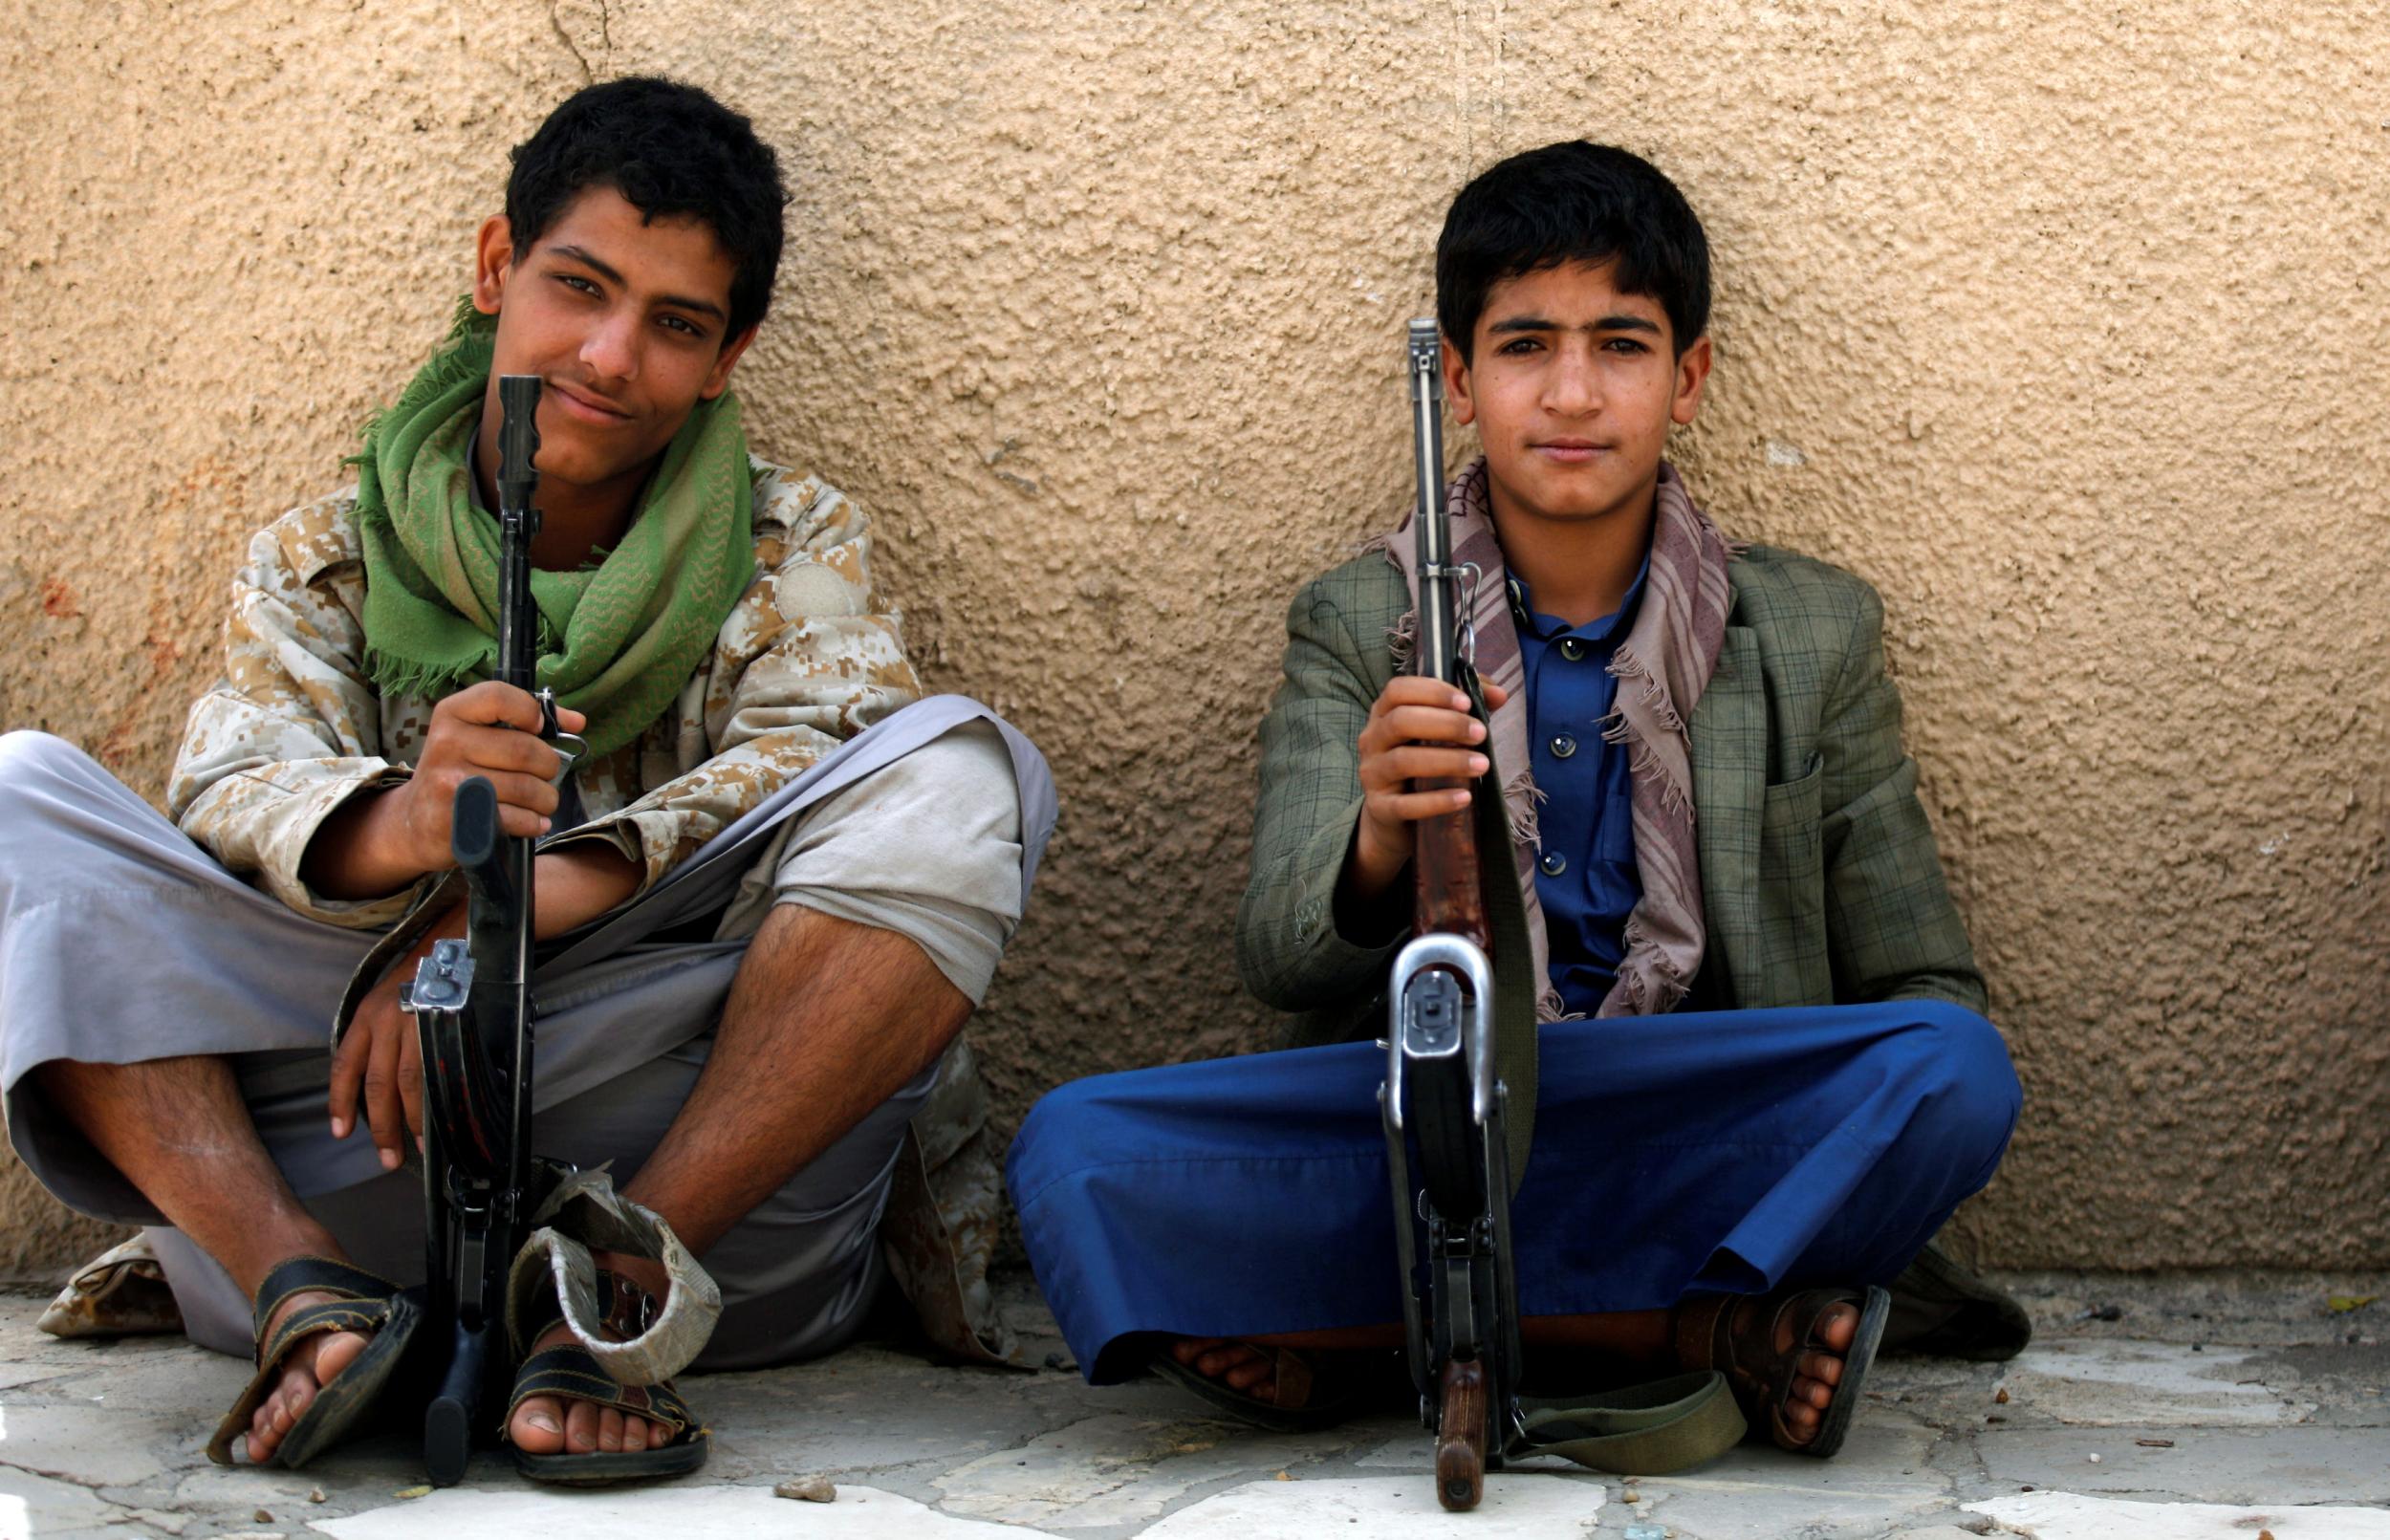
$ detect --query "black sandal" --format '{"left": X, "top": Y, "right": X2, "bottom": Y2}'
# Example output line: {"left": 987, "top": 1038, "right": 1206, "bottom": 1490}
{"left": 1674, "top": 1285, "right": 1890, "bottom": 1460}
{"left": 505, "top": 1268, "right": 707, "bottom": 1485}
{"left": 206, "top": 1256, "right": 423, "bottom": 1468}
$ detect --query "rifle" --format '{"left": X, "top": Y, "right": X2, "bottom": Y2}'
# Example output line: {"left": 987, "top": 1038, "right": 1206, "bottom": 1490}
{"left": 1380, "top": 318, "right": 1525, "bottom": 1511}
{"left": 400, "top": 376, "right": 582, "bottom": 1486}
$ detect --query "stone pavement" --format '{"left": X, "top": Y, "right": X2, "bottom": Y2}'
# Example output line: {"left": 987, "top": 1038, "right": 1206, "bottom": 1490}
{"left": 2, "top": 1270, "right": 2384, "bottom": 1540}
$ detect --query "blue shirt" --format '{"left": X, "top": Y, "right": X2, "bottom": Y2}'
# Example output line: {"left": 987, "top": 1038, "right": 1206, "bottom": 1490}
{"left": 1512, "top": 562, "right": 1647, "bottom": 1016}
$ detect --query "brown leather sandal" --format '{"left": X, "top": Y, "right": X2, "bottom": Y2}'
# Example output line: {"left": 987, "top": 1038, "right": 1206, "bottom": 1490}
{"left": 1673, "top": 1285, "right": 1890, "bottom": 1460}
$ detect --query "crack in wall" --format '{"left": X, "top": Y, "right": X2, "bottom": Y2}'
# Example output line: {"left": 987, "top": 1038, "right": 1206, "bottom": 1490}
{"left": 547, "top": 0, "right": 609, "bottom": 85}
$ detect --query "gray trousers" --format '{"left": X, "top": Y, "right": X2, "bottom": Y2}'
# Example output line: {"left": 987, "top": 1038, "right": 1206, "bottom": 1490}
{"left": 0, "top": 696, "right": 1055, "bottom": 1371}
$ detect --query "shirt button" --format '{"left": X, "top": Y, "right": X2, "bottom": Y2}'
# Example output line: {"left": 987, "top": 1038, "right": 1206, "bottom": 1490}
{"left": 1549, "top": 733, "right": 1577, "bottom": 760}
{"left": 1558, "top": 638, "right": 1587, "bottom": 661}
{"left": 1539, "top": 851, "right": 1567, "bottom": 877}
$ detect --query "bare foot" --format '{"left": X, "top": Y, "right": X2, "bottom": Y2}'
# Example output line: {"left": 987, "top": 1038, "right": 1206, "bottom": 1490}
{"left": 1167, "top": 1336, "right": 1301, "bottom": 1406}
{"left": 244, "top": 1292, "right": 372, "bottom": 1464}
{"left": 1749, "top": 1296, "right": 1858, "bottom": 1446}
{"left": 507, "top": 1256, "right": 670, "bottom": 1457}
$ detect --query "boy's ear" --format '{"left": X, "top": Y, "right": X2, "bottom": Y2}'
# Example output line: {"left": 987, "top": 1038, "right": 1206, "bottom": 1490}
{"left": 1441, "top": 334, "right": 1477, "bottom": 427}
{"left": 471, "top": 215, "right": 516, "bottom": 316}
{"left": 1671, "top": 335, "right": 1714, "bottom": 427}
{"left": 700, "top": 324, "right": 759, "bottom": 401}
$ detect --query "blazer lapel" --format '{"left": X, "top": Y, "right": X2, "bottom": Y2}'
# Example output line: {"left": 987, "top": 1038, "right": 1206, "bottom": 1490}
{"left": 1690, "top": 625, "right": 1764, "bottom": 1005}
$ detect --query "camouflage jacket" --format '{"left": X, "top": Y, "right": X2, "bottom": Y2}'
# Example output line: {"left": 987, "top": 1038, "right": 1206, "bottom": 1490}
{"left": 166, "top": 458, "right": 922, "bottom": 919}
{"left": 163, "top": 459, "right": 1030, "bottom": 1368}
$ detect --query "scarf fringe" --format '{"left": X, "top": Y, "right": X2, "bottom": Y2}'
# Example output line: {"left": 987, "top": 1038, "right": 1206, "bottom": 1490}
{"left": 361, "top": 644, "right": 480, "bottom": 705}
{"left": 1610, "top": 643, "right": 1687, "bottom": 735}
{"left": 1631, "top": 746, "right": 1694, "bottom": 815}
{"left": 1602, "top": 911, "right": 1697, "bottom": 1018}
{"left": 1597, "top": 719, "right": 1693, "bottom": 816}
{"left": 1501, "top": 769, "right": 1547, "bottom": 850}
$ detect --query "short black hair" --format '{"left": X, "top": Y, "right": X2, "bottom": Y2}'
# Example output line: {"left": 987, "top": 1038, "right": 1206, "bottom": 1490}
{"left": 1436, "top": 141, "right": 1710, "bottom": 360}
{"left": 505, "top": 76, "right": 789, "bottom": 340}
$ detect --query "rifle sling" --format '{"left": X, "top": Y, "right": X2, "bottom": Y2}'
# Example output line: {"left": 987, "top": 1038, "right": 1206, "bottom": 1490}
{"left": 1420, "top": 676, "right": 1748, "bottom": 1478}
{"left": 1462, "top": 664, "right": 1538, "bottom": 1198}
{"left": 1515, "top": 1371, "right": 1748, "bottom": 1474}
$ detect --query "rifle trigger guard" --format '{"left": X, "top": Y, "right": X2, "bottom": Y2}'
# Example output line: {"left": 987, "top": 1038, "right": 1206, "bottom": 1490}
{"left": 533, "top": 686, "right": 588, "bottom": 784}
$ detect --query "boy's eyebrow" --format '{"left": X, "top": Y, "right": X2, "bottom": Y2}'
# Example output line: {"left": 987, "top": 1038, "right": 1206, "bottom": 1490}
{"left": 1487, "top": 314, "right": 1663, "bottom": 336}
{"left": 547, "top": 243, "right": 729, "bottom": 324}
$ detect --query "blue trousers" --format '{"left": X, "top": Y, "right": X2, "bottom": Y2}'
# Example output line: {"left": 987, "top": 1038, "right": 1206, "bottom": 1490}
{"left": 1009, "top": 999, "right": 2020, "bottom": 1381}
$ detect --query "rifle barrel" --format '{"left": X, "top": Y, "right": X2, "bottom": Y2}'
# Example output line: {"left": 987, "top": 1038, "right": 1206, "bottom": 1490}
{"left": 1408, "top": 320, "right": 1456, "bottom": 685}
{"left": 1405, "top": 322, "right": 1488, "bottom": 946}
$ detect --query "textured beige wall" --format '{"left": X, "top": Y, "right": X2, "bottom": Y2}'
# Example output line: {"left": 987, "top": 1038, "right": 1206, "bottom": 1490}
{"left": 3, "top": 0, "right": 2385, "bottom": 1276}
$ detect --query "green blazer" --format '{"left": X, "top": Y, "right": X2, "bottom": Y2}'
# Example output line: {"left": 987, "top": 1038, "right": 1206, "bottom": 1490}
{"left": 1234, "top": 544, "right": 1988, "bottom": 1046}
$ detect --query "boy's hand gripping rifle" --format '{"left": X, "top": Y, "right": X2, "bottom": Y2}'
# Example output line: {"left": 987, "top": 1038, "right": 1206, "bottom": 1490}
{"left": 1381, "top": 319, "right": 1525, "bottom": 1512}
{"left": 399, "top": 376, "right": 583, "bottom": 1486}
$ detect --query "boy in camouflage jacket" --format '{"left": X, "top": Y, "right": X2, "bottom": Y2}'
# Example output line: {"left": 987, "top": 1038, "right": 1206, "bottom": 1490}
{"left": 1, "top": 77, "right": 1053, "bottom": 1481}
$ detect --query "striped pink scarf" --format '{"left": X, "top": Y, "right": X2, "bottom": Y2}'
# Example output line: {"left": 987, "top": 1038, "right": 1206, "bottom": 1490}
{"left": 1379, "top": 458, "right": 1735, "bottom": 1020}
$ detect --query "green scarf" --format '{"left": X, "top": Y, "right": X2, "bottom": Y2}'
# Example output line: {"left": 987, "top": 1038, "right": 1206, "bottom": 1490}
{"left": 354, "top": 302, "right": 754, "bottom": 759}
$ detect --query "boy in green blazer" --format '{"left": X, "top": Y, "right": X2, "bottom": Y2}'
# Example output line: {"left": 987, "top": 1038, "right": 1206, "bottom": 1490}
{"left": 1010, "top": 141, "right": 2025, "bottom": 1464}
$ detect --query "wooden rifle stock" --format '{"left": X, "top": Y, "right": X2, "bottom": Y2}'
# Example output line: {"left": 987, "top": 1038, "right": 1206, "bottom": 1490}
{"left": 1414, "top": 798, "right": 1488, "bottom": 950}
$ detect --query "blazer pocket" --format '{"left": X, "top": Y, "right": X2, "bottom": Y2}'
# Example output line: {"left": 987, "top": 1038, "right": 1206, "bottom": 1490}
{"left": 1760, "top": 754, "right": 1825, "bottom": 855}
{"left": 1755, "top": 754, "right": 1831, "bottom": 1002}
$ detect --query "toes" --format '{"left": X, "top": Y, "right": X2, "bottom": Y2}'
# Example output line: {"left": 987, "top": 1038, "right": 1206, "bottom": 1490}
{"left": 1814, "top": 1302, "right": 1859, "bottom": 1354}
{"left": 510, "top": 1318, "right": 687, "bottom": 1462}
{"left": 1224, "top": 1367, "right": 1281, "bottom": 1405}
{"left": 1222, "top": 1358, "right": 1276, "bottom": 1399}
{"left": 1181, "top": 1341, "right": 1280, "bottom": 1403}
{"left": 249, "top": 1401, "right": 282, "bottom": 1459}
{"left": 510, "top": 1395, "right": 566, "bottom": 1455}
{"left": 565, "top": 1398, "right": 602, "bottom": 1453}
{"left": 314, "top": 1330, "right": 370, "bottom": 1385}
{"left": 239, "top": 1290, "right": 379, "bottom": 1468}
{"left": 1802, "top": 1348, "right": 1845, "bottom": 1388}
{"left": 1193, "top": 1344, "right": 1252, "bottom": 1378}
{"left": 1171, "top": 1336, "right": 1222, "bottom": 1366}
{"left": 1210, "top": 1348, "right": 1275, "bottom": 1400}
